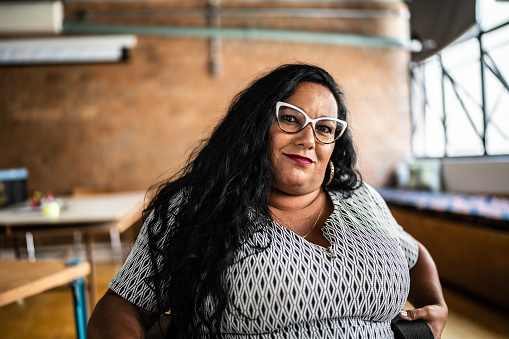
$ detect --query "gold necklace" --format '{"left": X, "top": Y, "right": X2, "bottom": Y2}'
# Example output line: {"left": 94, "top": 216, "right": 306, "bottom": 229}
{"left": 271, "top": 192, "right": 324, "bottom": 239}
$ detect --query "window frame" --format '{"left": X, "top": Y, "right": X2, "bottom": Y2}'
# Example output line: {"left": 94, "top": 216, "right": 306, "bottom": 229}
{"left": 409, "top": 20, "right": 509, "bottom": 158}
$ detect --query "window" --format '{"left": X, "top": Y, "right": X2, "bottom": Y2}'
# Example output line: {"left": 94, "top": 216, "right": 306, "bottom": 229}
{"left": 410, "top": 0, "right": 509, "bottom": 157}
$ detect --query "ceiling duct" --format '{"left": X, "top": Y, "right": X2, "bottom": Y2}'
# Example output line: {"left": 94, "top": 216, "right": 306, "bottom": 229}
{"left": 408, "top": 0, "right": 478, "bottom": 62}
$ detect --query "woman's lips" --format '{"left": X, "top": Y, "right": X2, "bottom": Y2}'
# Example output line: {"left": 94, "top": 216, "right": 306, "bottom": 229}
{"left": 285, "top": 154, "right": 314, "bottom": 165}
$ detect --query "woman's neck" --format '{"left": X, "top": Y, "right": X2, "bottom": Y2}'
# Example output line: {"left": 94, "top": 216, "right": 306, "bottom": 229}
{"left": 268, "top": 187, "right": 322, "bottom": 211}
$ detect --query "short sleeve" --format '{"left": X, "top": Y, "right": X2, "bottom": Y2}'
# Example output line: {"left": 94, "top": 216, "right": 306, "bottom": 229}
{"left": 108, "top": 210, "right": 170, "bottom": 312}
{"left": 364, "top": 184, "right": 420, "bottom": 269}
{"left": 109, "top": 190, "right": 189, "bottom": 311}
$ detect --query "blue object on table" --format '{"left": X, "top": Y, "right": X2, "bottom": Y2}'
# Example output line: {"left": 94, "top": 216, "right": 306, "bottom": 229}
{"left": 67, "top": 258, "right": 89, "bottom": 339}
{"left": 0, "top": 168, "right": 28, "bottom": 208}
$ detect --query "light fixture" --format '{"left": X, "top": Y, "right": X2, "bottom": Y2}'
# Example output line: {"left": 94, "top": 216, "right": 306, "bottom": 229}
{"left": 0, "top": 35, "right": 137, "bottom": 65}
{"left": 0, "top": 2, "right": 137, "bottom": 65}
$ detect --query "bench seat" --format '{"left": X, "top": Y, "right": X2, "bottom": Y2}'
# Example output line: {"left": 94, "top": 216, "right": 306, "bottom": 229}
{"left": 376, "top": 187, "right": 509, "bottom": 311}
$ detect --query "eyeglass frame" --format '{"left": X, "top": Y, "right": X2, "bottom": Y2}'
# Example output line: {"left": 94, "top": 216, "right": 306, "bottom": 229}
{"left": 275, "top": 101, "right": 348, "bottom": 144}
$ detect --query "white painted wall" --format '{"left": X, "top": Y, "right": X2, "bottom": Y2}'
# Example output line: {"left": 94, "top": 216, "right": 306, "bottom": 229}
{"left": 442, "top": 156, "right": 509, "bottom": 196}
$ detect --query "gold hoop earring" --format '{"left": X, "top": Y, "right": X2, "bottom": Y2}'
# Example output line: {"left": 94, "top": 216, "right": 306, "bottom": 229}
{"left": 325, "top": 160, "right": 334, "bottom": 186}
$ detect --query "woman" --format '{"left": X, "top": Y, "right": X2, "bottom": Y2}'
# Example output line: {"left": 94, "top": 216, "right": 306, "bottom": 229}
{"left": 88, "top": 63, "right": 447, "bottom": 338}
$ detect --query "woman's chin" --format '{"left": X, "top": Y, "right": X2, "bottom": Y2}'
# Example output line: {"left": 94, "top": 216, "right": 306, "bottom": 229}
{"left": 274, "top": 181, "right": 321, "bottom": 196}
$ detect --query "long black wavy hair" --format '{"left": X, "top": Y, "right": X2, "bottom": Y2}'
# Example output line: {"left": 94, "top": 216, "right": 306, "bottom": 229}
{"left": 144, "top": 63, "right": 362, "bottom": 338}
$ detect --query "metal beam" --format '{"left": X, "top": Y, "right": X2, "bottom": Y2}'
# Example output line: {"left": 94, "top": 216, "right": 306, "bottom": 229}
{"left": 63, "top": 23, "right": 412, "bottom": 49}
{"left": 80, "top": 7, "right": 408, "bottom": 20}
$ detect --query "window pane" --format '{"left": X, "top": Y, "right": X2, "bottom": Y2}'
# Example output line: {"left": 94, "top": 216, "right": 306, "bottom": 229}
{"left": 440, "top": 39, "right": 484, "bottom": 156}
{"left": 477, "top": 0, "right": 509, "bottom": 32}
{"left": 484, "top": 24, "right": 509, "bottom": 155}
{"left": 410, "top": 65, "right": 427, "bottom": 157}
{"left": 483, "top": 24, "right": 509, "bottom": 58}
{"left": 423, "top": 57, "right": 446, "bottom": 157}
{"left": 442, "top": 38, "right": 480, "bottom": 71}
{"left": 443, "top": 79, "right": 485, "bottom": 156}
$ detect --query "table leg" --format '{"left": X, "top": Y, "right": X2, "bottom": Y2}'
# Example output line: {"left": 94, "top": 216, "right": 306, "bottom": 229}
{"left": 67, "top": 258, "right": 89, "bottom": 339}
{"left": 70, "top": 276, "right": 88, "bottom": 339}
{"left": 84, "top": 234, "right": 98, "bottom": 309}
{"left": 109, "top": 228, "right": 123, "bottom": 269}
{"left": 25, "top": 232, "right": 36, "bottom": 262}
{"left": 12, "top": 236, "right": 22, "bottom": 259}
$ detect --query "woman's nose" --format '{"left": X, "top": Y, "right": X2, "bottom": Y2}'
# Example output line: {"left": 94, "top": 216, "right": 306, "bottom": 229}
{"left": 294, "top": 124, "right": 316, "bottom": 147}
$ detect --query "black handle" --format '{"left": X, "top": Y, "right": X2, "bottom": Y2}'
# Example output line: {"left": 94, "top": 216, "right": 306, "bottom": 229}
{"left": 391, "top": 316, "right": 435, "bottom": 339}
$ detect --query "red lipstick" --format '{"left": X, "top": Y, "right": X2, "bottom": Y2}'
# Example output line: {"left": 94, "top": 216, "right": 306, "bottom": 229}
{"left": 285, "top": 154, "right": 314, "bottom": 165}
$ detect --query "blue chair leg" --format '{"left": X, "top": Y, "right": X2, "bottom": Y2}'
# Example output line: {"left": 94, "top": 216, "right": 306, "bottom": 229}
{"left": 67, "top": 259, "right": 89, "bottom": 339}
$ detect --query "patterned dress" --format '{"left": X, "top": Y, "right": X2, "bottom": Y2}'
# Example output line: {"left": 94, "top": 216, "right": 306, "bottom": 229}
{"left": 110, "top": 183, "right": 419, "bottom": 338}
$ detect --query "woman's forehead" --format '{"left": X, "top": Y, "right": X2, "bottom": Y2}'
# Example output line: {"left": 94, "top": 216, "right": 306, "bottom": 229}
{"left": 283, "top": 82, "right": 338, "bottom": 118}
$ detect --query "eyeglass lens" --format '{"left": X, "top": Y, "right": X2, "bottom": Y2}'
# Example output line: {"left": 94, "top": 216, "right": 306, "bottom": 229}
{"left": 277, "top": 105, "right": 344, "bottom": 143}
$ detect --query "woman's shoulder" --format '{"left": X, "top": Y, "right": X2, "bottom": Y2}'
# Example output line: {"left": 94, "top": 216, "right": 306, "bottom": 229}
{"left": 327, "top": 180, "right": 370, "bottom": 199}
{"left": 149, "top": 186, "right": 191, "bottom": 209}
{"left": 144, "top": 186, "right": 191, "bottom": 224}
{"left": 327, "top": 181, "right": 389, "bottom": 212}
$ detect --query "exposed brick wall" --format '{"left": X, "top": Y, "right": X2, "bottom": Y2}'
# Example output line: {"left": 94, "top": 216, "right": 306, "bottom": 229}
{"left": 0, "top": 2, "right": 411, "bottom": 195}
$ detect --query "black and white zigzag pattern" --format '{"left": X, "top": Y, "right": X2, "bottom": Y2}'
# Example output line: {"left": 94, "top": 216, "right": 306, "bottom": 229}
{"left": 110, "top": 183, "right": 419, "bottom": 338}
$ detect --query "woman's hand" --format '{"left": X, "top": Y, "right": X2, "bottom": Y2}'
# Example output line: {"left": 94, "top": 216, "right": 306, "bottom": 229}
{"left": 406, "top": 242, "right": 448, "bottom": 339}
{"left": 399, "top": 303, "right": 448, "bottom": 339}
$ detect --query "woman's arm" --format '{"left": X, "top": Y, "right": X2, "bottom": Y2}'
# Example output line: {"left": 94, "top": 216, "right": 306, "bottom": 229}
{"left": 87, "top": 289, "right": 159, "bottom": 339}
{"left": 401, "top": 242, "right": 448, "bottom": 339}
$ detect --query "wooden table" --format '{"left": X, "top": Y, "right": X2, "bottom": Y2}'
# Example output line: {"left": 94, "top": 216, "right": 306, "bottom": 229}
{"left": 0, "top": 259, "right": 91, "bottom": 339}
{"left": 0, "top": 191, "right": 144, "bottom": 308}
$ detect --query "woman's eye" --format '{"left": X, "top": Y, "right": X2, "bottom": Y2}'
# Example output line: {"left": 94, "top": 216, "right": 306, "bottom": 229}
{"left": 281, "top": 115, "right": 298, "bottom": 123}
{"left": 316, "top": 125, "right": 333, "bottom": 134}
